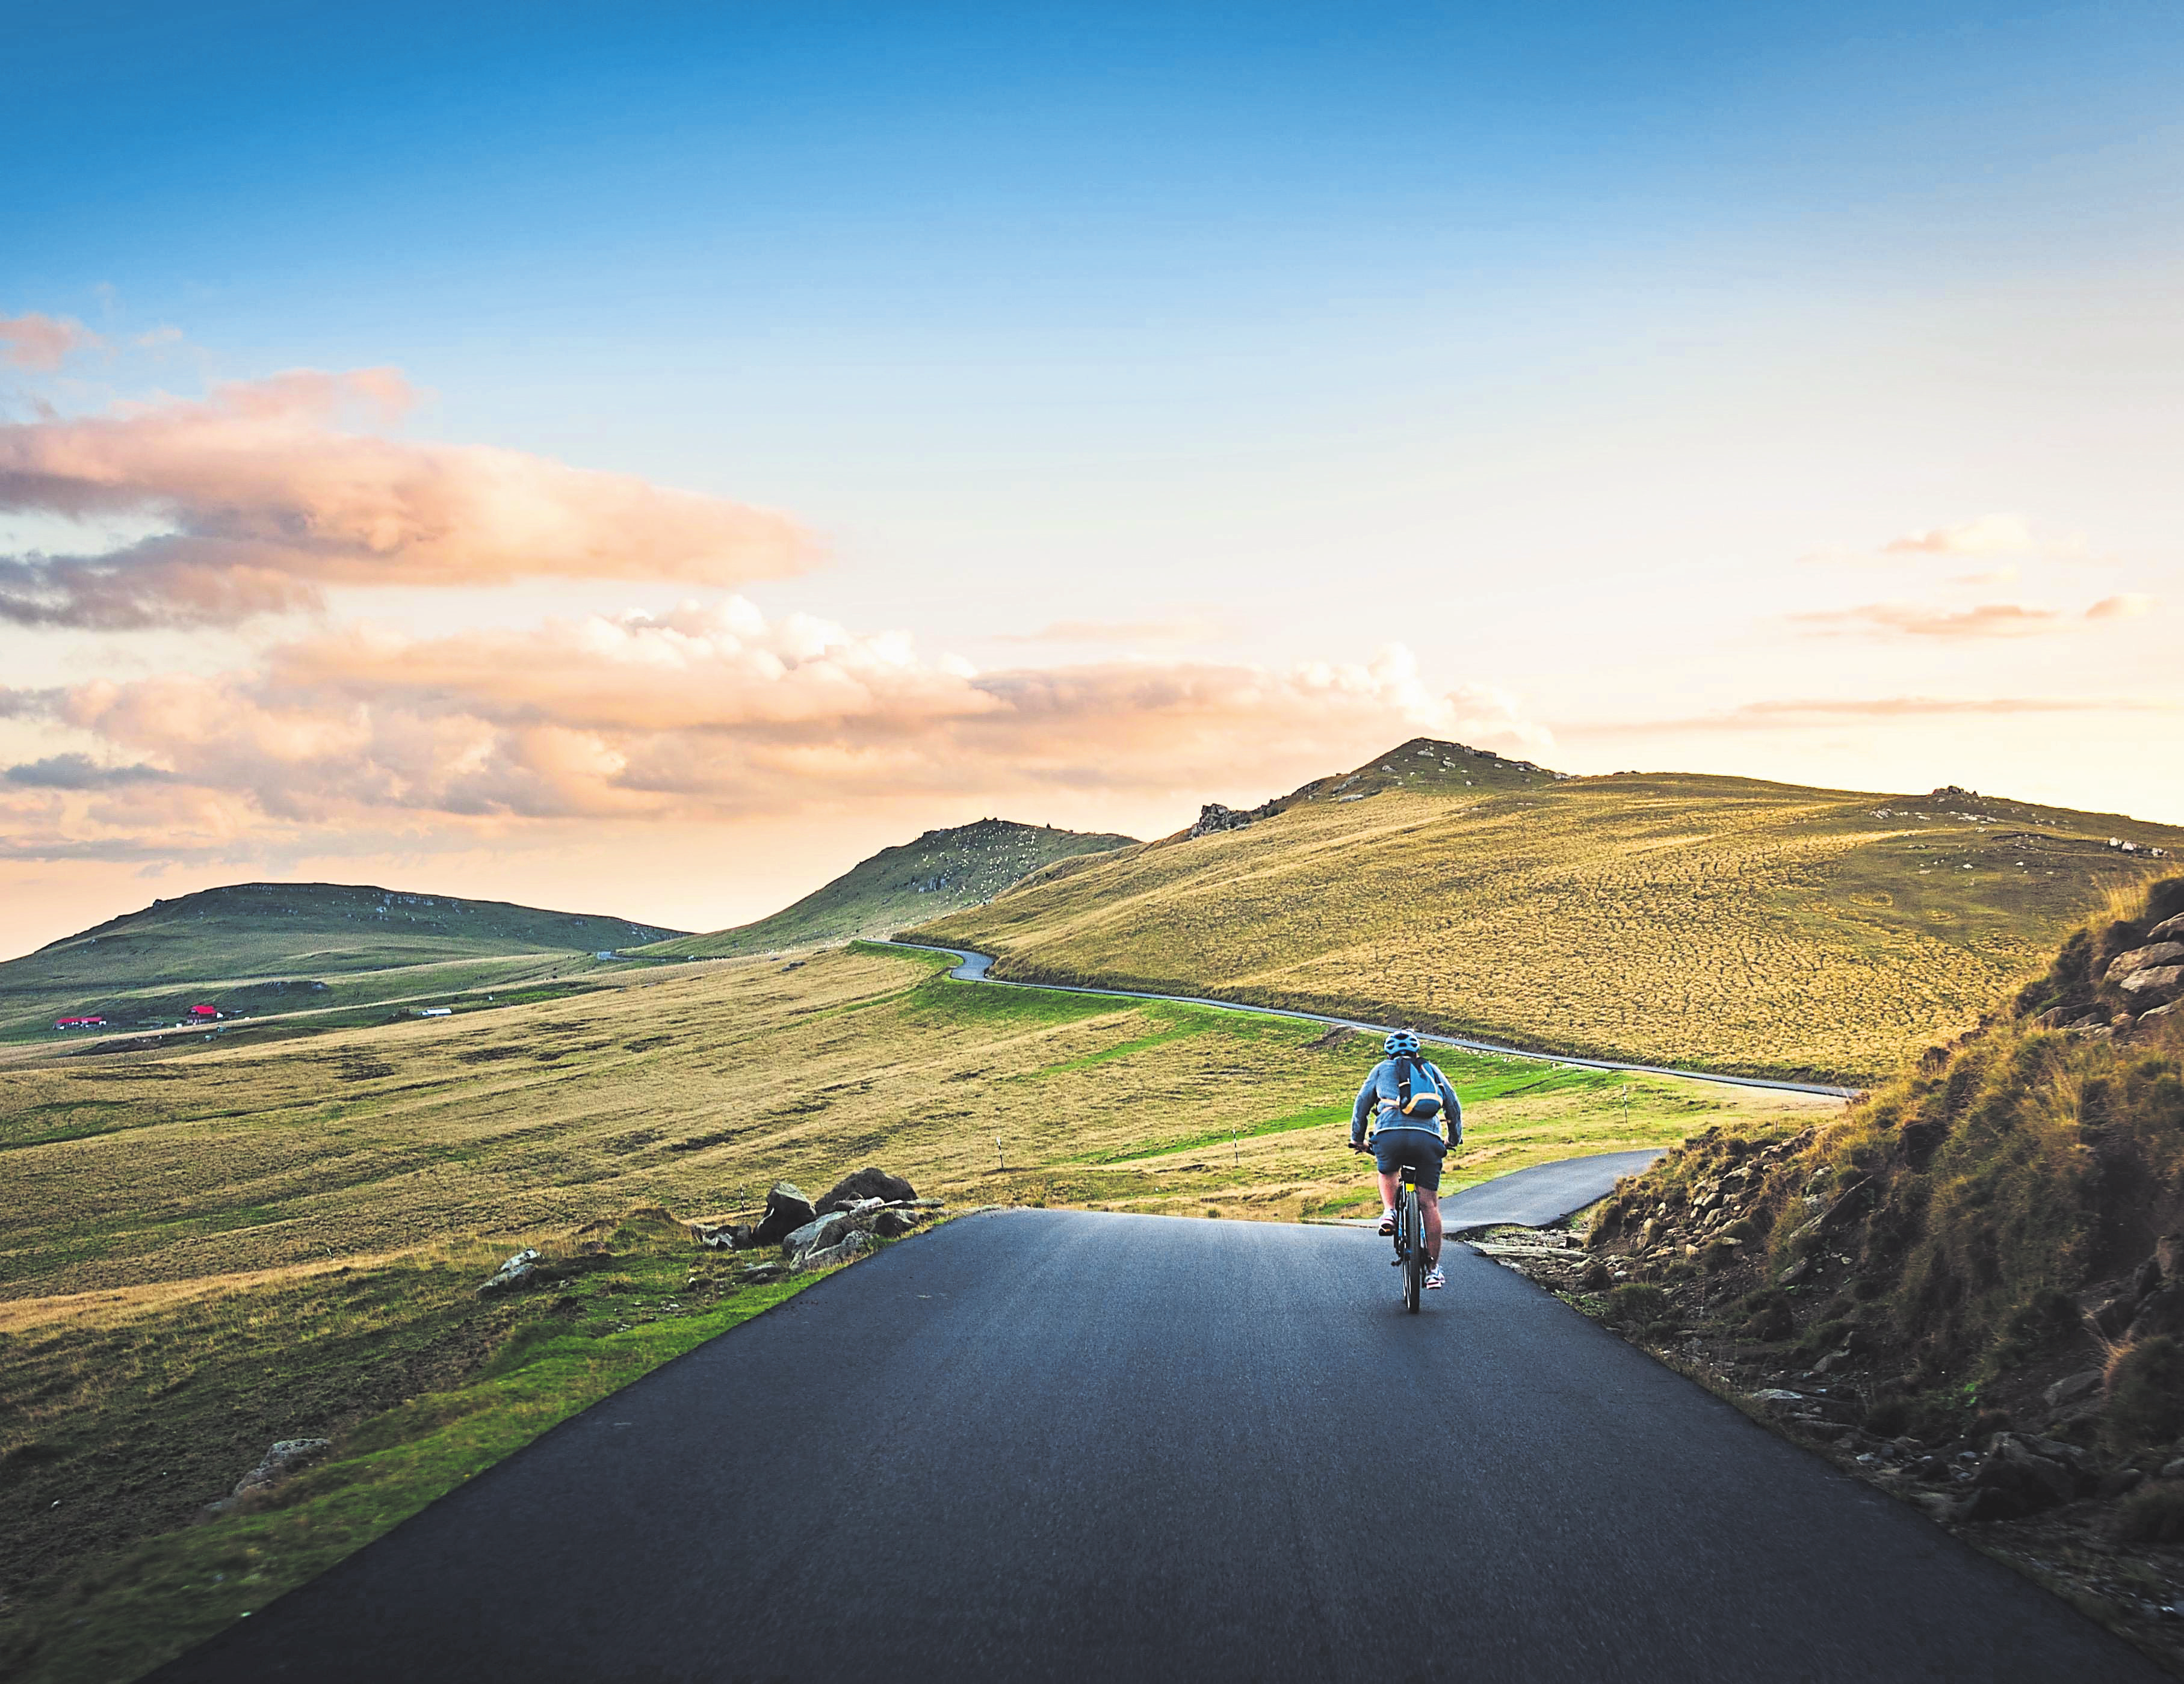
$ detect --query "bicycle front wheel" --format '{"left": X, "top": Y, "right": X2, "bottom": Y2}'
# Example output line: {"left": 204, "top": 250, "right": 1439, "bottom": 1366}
{"left": 1402, "top": 1188, "right": 1423, "bottom": 1312}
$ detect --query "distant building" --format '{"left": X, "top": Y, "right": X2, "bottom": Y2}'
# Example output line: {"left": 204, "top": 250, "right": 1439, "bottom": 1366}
{"left": 595, "top": 951, "right": 619, "bottom": 960}
{"left": 188, "top": 1004, "right": 219, "bottom": 1019}
{"left": 54, "top": 1016, "right": 106, "bottom": 1029}
{"left": 414, "top": 1006, "right": 453, "bottom": 1018}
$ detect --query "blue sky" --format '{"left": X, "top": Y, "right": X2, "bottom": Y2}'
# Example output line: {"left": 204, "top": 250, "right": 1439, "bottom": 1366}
{"left": 2, "top": 1, "right": 2180, "bottom": 948}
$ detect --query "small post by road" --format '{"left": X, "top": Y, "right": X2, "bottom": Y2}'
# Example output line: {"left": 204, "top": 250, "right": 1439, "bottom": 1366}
{"left": 1233, "top": 1123, "right": 1239, "bottom": 1168}
{"left": 996, "top": 1135, "right": 1005, "bottom": 1171}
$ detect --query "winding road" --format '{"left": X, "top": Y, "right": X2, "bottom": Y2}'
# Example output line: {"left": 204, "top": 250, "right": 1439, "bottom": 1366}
{"left": 880, "top": 940, "right": 1862, "bottom": 1099}
{"left": 154, "top": 1210, "right": 2156, "bottom": 1683}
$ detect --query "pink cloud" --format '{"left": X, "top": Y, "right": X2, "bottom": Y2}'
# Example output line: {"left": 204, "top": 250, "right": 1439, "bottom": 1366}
{"left": 0, "top": 312, "right": 102, "bottom": 371}
{"left": 2086, "top": 593, "right": 2156, "bottom": 621}
{"left": 992, "top": 615, "right": 1220, "bottom": 645}
{"left": 0, "top": 371, "right": 814, "bottom": 628}
{"left": 0, "top": 602, "right": 1545, "bottom": 854}
{"left": 1562, "top": 694, "right": 2177, "bottom": 736}
{"left": 1881, "top": 513, "right": 2034, "bottom": 556}
{"left": 1795, "top": 601, "right": 2065, "bottom": 638}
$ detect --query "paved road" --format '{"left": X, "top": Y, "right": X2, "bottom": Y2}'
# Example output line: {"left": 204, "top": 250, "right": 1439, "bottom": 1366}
{"left": 157, "top": 1212, "right": 2153, "bottom": 1683}
{"left": 1318, "top": 1150, "right": 1666, "bottom": 1233}
{"left": 883, "top": 940, "right": 1861, "bottom": 1099}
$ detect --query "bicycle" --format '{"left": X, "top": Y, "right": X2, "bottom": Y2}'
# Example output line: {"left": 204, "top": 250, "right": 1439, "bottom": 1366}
{"left": 1392, "top": 1162, "right": 1426, "bottom": 1312}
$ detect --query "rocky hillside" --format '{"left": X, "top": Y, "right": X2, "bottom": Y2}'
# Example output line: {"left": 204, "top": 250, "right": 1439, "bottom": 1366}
{"left": 1502, "top": 877, "right": 2184, "bottom": 1667}
{"left": 639, "top": 818, "right": 1139, "bottom": 960}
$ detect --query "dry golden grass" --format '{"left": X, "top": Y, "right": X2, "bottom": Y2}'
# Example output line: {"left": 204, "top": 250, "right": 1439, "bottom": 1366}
{"left": 0, "top": 939, "right": 1833, "bottom": 1680}
{"left": 2, "top": 942, "right": 1830, "bottom": 1304}
{"left": 917, "top": 771, "right": 2183, "bottom": 1082}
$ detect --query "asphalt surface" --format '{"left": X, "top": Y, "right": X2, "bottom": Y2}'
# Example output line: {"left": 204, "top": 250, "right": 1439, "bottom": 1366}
{"left": 1439, "top": 1149, "right": 1665, "bottom": 1232}
{"left": 883, "top": 940, "right": 1861, "bottom": 1099}
{"left": 156, "top": 1211, "right": 2156, "bottom": 1683}
{"left": 1318, "top": 1150, "right": 1666, "bottom": 1233}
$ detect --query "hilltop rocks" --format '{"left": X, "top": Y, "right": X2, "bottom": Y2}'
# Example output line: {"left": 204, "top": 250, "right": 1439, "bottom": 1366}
{"left": 1189, "top": 801, "right": 1278, "bottom": 837}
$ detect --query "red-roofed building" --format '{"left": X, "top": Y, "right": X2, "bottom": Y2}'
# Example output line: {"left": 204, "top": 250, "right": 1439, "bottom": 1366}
{"left": 55, "top": 1016, "right": 106, "bottom": 1029}
{"left": 189, "top": 1004, "right": 219, "bottom": 1019}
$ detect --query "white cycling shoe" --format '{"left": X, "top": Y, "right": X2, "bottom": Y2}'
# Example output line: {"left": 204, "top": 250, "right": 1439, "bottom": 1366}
{"left": 1424, "top": 1266, "right": 1446, "bottom": 1290}
{"left": 1376, "top": 1207, "right": 1396, "bottom": 1235}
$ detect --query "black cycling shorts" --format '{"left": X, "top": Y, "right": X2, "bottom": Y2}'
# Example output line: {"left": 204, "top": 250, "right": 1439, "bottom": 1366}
{"left": 1370, "top": 1128, "right": 1445, "bottom": 1191}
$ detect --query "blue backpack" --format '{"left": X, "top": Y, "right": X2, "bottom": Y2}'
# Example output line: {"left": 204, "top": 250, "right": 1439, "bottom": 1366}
{"left": 1393, "top": 1055, "right": 1445, "bottom": 1120}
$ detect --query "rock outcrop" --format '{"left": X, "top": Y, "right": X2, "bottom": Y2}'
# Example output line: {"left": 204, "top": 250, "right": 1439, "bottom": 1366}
{"left": 1188, "top": 801, "right": 1278, "bottom": 837}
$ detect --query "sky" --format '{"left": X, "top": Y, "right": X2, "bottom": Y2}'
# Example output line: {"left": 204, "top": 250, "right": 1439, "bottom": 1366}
{"left": 3, "top": 0, "right": 2180, "bottom": 957}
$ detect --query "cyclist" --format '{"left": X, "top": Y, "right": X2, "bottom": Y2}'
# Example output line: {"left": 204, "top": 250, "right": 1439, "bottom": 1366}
{"left": 1349, "top": 1029, "right": 1462, "bottom": 1291}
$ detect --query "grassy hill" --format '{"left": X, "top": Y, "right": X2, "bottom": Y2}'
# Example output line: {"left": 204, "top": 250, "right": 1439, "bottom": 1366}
{"left": 0, "top": 940, "right": 1825, "bottom": 1680}
{"left": 912, "top": 740, "right": 2184, "bottom": 1083}
{"left": 0, "top": 882, "right": 685, "bottom": 1041}
{"left": 639, "top": 817, "right": 1137, "bottom": 960}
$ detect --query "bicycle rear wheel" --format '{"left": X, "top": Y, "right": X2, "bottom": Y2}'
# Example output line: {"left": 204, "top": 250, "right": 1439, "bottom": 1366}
{"left": 1402, "top": 1183, "right": 1423, "bottom": 1312}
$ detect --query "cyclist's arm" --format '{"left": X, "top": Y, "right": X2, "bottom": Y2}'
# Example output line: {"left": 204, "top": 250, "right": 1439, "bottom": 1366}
{"left": 1432, "top": 1064, "right": 1462, "bottom": 1146}
{"left": 1349, "top": 1072, "right": 1378, "bottom": 1148}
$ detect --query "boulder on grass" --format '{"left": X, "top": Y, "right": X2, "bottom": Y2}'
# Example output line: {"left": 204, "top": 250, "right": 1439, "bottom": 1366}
{"left": 782, "top": 1211, "right": 856, "bottom": 1261}
{"left": 202, "top": 1438, "right": 332, "bottom": 1516}
{"left": 815, "top": 1167, "right": 917, "bottom": 1214}
{"left": 478, "top": 1248, "right": 543, "bottom": 1295}
{"left": 752, "top": 1182, "right": 817, "bottom": 1246}
{"left": 796, "top": 1229, "right": 876, "bottom": 1272}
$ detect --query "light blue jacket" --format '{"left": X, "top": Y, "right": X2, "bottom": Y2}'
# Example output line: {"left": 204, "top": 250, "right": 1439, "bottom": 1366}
{"left": 1351, "top": 1056, "right": 1462, "bottom": 1147}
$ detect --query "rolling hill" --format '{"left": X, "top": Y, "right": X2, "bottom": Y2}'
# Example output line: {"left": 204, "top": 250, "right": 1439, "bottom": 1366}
{"left": 638, "top": 817, "right": 1137, "bottom": 959}
{"left": 0, "top": 882, "right": 686, "bottom": 1041}
{"left": 911, "top": 739, "right": 2184, "bottom": 1083}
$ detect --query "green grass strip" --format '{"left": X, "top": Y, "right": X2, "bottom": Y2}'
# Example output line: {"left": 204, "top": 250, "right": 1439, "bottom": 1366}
{"left": 5, "top": 1270, "right": 825, "bottom": 1684}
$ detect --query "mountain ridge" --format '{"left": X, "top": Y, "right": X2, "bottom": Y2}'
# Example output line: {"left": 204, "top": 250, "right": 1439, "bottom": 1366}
{"left": 911, "top": 744, "right": 2184, "bottom": 1083}
{"left": 1, "top": 881, "right": 687, "bottom": 1040}
{"left": 639, "top": 816, "right": 1140, "bottom": 960}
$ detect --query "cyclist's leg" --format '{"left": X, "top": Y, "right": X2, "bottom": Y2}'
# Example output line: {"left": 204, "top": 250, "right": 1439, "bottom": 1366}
{"left": 1414, "top": 1137, "right": 1447, "bottom": 1265}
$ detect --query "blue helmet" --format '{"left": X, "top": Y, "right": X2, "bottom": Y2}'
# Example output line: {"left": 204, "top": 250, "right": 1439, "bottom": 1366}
{"left": 1384, "top": 1029, "right": 1421, "bottom": 1056}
